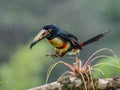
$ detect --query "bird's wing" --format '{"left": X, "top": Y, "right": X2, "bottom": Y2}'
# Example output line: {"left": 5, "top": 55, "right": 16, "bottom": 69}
{"left": 57, "top": 30, "right": 82, "bottom": 49}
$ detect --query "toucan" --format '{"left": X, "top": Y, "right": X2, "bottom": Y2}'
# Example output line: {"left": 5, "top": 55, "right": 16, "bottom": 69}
{"left": 30, "top": 24, "right": 109, "bottom": 58}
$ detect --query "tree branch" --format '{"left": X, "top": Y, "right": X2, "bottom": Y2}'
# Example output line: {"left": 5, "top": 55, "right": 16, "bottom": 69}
{"left": 28, "top": 76, "right": 120, "bottom": 90}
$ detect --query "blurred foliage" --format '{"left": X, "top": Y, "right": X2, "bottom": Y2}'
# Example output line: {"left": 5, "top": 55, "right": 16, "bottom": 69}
{"left": 0, "top": 41, "right": 52, "bottom": 90}
{"left": 93, "top": 58, "right": 120, "bottom": 78}
{"left": 0, "top": 0, "right": 120, "bottom": 89}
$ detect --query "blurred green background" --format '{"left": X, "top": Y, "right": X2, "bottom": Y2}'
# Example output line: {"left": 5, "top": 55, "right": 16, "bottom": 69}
{"left": 0, "top": 0, "right": 120, "bottom": 90}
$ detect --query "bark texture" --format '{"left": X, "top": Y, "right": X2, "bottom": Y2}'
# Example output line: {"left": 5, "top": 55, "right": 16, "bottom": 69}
{"left": 28, "top": 75, "right": 120, "bottom": 90}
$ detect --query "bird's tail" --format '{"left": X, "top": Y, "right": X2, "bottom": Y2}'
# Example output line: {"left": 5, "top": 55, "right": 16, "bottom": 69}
{"left": 80, "top": 30, "right": 109, "bottom": 47}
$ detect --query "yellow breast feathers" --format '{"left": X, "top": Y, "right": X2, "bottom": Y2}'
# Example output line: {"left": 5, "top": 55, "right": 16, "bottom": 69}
{"left": 47, "top": 38, "right": 64, "bottom": 48}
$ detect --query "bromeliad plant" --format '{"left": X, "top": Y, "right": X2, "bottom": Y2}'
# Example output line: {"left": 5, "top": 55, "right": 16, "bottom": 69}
{"left": 46, "top": 48, "right": 120, "bottom": 90}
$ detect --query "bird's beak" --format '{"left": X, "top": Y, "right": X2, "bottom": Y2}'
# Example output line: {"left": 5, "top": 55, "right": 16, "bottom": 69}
{"left": 30, "top": 29, "right": 49, "bottom": 49}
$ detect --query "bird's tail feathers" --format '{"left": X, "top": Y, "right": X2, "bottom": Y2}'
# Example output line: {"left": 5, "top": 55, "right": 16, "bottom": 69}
{"left": 80, "top": 30, "right": 110, "bottom": 47}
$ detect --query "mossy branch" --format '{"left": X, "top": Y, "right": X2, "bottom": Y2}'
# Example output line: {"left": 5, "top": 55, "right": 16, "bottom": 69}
{"left": 28, "top": 75, "right": 120, "bottom": 90}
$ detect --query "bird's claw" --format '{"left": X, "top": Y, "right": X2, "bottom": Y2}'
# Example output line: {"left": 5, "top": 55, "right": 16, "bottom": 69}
{"left": 45, "top": 52, "right": 61, "bottom": 58}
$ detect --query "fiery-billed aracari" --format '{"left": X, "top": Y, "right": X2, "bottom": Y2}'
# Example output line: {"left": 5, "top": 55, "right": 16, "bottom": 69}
{"left": 30, "top": 24, "right": 109, "bottom": 58}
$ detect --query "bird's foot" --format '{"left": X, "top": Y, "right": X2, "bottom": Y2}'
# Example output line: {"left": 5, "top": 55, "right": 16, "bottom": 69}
{"left": 46, "top": 52, "right": 61, "bottom": 58}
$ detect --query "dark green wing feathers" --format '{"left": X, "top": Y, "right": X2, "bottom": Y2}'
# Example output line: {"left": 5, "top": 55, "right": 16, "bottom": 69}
{"left": 57, "top": 30, "right": 82, "bottom": 49}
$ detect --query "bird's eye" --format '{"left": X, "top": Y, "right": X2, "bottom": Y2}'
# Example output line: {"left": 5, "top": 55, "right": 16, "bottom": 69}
{"left": 48, "top": 29, "right": 52, "bottom": 32}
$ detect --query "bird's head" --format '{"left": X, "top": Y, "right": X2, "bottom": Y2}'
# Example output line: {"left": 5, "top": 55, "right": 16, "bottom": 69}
{"left": 30, "top": 24, "right": 59, "bottom": 49}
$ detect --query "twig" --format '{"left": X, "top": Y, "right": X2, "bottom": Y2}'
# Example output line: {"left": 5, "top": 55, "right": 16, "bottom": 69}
{"left": 28, "top": 75, "right": 120, "bottom": 90}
